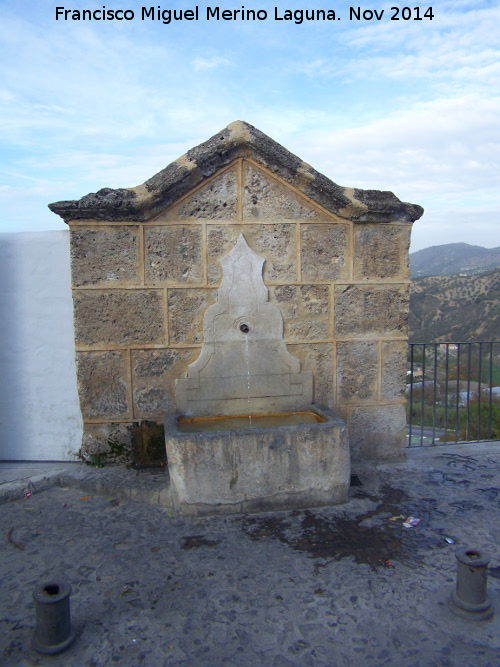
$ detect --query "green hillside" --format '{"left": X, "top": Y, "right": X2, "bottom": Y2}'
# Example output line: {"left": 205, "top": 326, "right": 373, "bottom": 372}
{"left": 409, "top": 269, "right": 500, "bottom": 342}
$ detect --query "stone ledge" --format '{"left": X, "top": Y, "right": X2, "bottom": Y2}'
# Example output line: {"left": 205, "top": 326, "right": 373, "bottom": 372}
{"left": 0, "top": 464, "right": 174, "bottom": 508}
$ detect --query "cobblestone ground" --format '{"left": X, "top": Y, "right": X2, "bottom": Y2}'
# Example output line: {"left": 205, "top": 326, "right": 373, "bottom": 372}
{"left": 1, "top": 446, "right": 500, "bottom": 666}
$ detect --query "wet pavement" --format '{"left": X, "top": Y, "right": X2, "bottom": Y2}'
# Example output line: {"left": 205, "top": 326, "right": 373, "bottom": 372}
{"left": 1, "top": 442, "right": 500, "bottom": 666}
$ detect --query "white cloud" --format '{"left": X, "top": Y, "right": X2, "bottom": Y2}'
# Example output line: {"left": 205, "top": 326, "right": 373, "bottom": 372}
{"left": 295, "top": 1, "right": 500, "bottom": 95}
{"left": 284, "top": 91, "right": 500, "bottom": 252}
{"left": 292, "top": 94, "right": 500, "bottom": 201}
{"left": 192, "top": 56, "right": 231, "bottom": 71}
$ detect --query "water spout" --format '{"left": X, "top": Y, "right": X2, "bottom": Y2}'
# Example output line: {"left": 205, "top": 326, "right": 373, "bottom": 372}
{"left": 244, "top": 334, "right": 252, "bottom": 426}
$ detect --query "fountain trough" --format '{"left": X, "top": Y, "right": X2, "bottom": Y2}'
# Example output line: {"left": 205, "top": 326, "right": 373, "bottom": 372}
{"left": 165, "top": 405, "right": 349, "bottom": 516}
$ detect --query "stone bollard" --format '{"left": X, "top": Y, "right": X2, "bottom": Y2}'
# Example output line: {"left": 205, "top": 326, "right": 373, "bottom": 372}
{"left": 450, "top": 548, "right": 493, "bottom": 620}
{"left": 32, "top": 580, "right": 76, "bottom": 654}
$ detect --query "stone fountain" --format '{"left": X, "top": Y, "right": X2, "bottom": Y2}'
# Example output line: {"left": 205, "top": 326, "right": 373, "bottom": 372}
{"left": 166, "top": 233, "right": 349, "bottom": 515}
{"left": 49, "top": 120, "right": 423, "bottom": 516}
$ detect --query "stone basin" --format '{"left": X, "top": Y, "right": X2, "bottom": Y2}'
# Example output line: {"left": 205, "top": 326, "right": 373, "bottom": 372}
{"left": 177, "top": 410, "right": 325, "bottom": 433}
{"left": 164, "top": 405, "right": 350, "bottom": 516}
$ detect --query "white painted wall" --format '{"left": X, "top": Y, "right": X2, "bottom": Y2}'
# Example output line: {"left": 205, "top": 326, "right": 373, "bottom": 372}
{"left": 0, "top": 231, "right": 82, "bottom": 460}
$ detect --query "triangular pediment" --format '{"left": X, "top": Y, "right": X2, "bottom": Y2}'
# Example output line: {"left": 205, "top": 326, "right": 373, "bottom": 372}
{"left": 49, "top": 121, "right": 423, "bottom": 224}
{"left": 156, "top": 158, "right": 329, "bottom": 222}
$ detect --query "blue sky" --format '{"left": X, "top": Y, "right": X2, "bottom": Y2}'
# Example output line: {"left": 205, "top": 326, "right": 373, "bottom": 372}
{"left": 1, "top": 0, "right": 499, "bottom": 251}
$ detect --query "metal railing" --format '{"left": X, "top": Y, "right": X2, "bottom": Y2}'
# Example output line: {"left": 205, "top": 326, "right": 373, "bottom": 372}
{"left": 407, "top": 342, "right": 500, "bottom": 447}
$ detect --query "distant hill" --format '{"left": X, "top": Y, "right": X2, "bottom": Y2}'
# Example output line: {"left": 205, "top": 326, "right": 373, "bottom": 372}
{"left": 410, "top": 243, "right": 500, "bottom": 278}
{"left": 409, "top": 269, "right": 500, "bottom": 342}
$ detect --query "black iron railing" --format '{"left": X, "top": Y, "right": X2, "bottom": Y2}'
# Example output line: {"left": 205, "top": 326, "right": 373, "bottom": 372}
{"left": 407, "top": 342, "right": 500, "bottom": 447}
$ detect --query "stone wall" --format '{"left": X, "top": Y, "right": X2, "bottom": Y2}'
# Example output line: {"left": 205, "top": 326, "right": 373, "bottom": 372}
{"left": 50, "top": 121, "right": 422, "bottom": 463}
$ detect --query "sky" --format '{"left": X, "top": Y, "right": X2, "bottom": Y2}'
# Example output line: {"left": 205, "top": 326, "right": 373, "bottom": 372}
{"left": 0, "top": 0, "right": 499, "bottom": 252}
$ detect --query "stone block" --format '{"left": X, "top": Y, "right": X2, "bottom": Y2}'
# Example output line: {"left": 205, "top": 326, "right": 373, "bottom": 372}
{"left": 145, "top": 225, "right": 203, "bottom": 284}
{"left": 381, "top": 340, "right": 408, "bottom": 401}
{"left": 289, "top": 343, "right": 334, "bottom": 405}
{"left": 334, "top": 284, "right": 409, "bottom": 337}
{"left": 70, "top": 226, "right": 140, "bottom": 287}
{"left": 270, "top": 285, "right": 330, "bottom": 342}
{"left": 132, "top": 348, "right": 199, "bottom": 419}
{"left": 336, "top": 341, "right": 378, "bottom": 403}
{"left": 252, "top": 223, "right": 297, "bottom": 282}
{"left": 333, "top": 404, "right": 350, "bottom": 425}
{"left": 206, "top": 225, "right": 238, "bottom": 284}
{"left": 80, "top": 422, "right": 135, "bottom": 463}
{"left": 353, "top": 225, "right": 410, "bottom": 280}
{"left": 207, "top": 223, "right": 297, "bottom": 284}
{"left": 133, "top": 388, "right": 173, "bottom": 421}
{"left": 167, "top": 288, "right": 217, "bottom": 344}
{"left": 350, "top": 405, "right": 407, "bottom": 462}
{"left": 173, "top": 167, "right": 237, "bottom": 219}
{"left": 73, "top": 289, "right": 165, "bottom": 346}
{"left": 300, "top": 224, "right": 350, "bottom": 282}
{"left": 243, "top": 163, "right": 320, "bottom": 219}
{"left": 76, "top": 351, "right": 130, "bottom": 420}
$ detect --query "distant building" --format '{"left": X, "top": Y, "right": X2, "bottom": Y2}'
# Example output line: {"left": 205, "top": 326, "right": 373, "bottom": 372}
{"left": 407, "top": 367, "right": 423, "bottom": 381}
{"left": 440, "top": 344, "right": 459, "bottom": 353}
